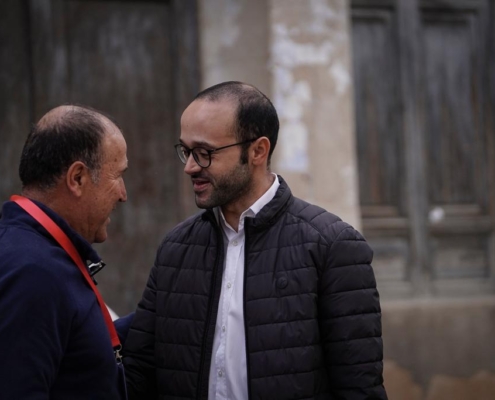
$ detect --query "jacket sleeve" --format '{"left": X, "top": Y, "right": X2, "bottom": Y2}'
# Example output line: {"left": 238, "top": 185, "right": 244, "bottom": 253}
{"left": 319, "top": 224, "right": 388, "bottom": 400}
{"left": 0, "top": 263, "right": 71, "bottom": 399}
{"left": 123, "top": 262, "right": 159, "bottom": 400}
{"left": 114, "top": 312, "right": 135, "bottom": 346}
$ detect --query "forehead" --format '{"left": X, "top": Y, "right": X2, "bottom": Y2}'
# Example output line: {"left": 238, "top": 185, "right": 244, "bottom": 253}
{"left": 180, "top": 99, "right": 237, "bottom": 145}
{"left": 100, "top": 130, "right": 127, "bottom": 168}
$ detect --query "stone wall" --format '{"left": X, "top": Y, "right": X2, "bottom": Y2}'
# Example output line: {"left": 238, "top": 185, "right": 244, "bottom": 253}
{"left": 269, "top": 0, "right": 361, "bottom": 230}
{"left": 199, "top": 0, "right": 361, "bottom": 229}
{"left": 385, "top": 361, "right": 495, "bottom": 400}
{"left": 199, "top": 0, "right": 271, "bottom": 99}
{"left": 382, "top": 297, "right": 495, "bottom": 399}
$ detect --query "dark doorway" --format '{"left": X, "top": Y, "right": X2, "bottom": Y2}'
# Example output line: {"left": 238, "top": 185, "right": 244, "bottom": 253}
{"left": 351, "top": 0, "right": 495, "bottom": 298}
{"left": 0, "top": 0, "right": 199, "bottom": 313}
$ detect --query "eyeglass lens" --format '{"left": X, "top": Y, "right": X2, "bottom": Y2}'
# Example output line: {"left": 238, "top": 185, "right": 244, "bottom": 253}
{"left": 176, "top": 145, "right": 211, "bottom": 168}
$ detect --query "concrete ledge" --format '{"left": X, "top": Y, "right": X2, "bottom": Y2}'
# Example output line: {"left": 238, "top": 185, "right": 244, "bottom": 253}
{"left": 382, "top": 296, "right": 495, "bottom": 398}
{"left": 384, "top": 362, "right": 495, "bottom": 400}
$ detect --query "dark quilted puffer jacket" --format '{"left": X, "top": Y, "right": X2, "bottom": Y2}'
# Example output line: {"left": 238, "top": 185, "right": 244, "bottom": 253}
{"left": 124, "top": 176, "right": 387, "bottom": 400}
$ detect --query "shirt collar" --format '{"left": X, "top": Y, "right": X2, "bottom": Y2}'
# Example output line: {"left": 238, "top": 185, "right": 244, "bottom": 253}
{"left": 216, "top": 173, "right": 280, "bottom": 232}
{"left": 247, "top": 173, "right": 280, "bottom": 216}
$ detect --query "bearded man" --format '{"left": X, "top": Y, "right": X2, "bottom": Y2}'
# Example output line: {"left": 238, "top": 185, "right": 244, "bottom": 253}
{"left": 124, "top": 81, "right": 387, "bottom": 400}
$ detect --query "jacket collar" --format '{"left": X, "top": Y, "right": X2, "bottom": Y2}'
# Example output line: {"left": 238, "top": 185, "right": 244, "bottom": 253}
{"left": 1, "top": 199, "right": 101, "bottom": 265}
{"left": 201, "top": 175, "right": 293, "bottom": 231}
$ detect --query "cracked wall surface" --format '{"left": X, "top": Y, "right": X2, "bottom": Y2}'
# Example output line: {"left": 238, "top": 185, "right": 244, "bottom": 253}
{"left": 199, "top": 0, "right": 271, "bottom": 95}
{"left": 200, "top": 0, "right": 361, "bottom": 229}
{"left": 270, "top": 0, "right": 361, "bottom": 229}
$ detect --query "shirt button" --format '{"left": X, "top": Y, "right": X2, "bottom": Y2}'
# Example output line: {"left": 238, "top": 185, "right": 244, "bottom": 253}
{"left": 232, "top": 240, "right": 238, "bottom": 246}
{"left": 218, "top": 370, "right": 223, "bottom": 377}
{"left": 222, "top": 325, "right": 226, "bottom": 332}
{"left": 227, "top": 282, "right": 232, "bottom": 289}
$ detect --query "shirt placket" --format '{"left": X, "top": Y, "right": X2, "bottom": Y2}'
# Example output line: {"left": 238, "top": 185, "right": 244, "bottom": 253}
{"left": 215, "top": 222, "right": 244, "bottom": 399}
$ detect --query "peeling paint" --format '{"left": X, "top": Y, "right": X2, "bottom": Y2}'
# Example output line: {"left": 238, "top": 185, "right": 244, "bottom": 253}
{"left": 272, "top": 20, "right": 332, "bottom": 173}
{"left": 271, "top": 0, "right": 351, "bottom": 173}
{"left": 307, "top": 0, "right": 339, "bottom": 34}
{"left": 279, "top": 122, "right": 310, "bottom": 171}
{"left": 329, "top": 61, "right": 350, "bottom": 95}
{"left": 221, "top": 0, "right": 241, "bottom": 47}
{"left": 272, "top": 24, "right": 335, "bottom": 68}
{"left": 277, "top": 80, "right": 312, "bottom": 120}
{"left": 272, "top": 46, "right": 312, "bottom": 173}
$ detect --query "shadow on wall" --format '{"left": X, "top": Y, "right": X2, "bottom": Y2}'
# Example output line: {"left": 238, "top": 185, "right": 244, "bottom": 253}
{"left": 384, "top": 360, "right": 495, "bottom": 400}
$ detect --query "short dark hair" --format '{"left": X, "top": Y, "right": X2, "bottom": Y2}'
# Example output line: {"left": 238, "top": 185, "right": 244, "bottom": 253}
{"left": 19, "top": 105, "right": 110, "bottom": 189}
{"left": 195, "top": 81, "right": 279, "bottom": 165}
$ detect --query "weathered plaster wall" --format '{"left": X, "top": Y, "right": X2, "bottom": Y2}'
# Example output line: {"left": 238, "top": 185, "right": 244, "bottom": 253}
{"left": 199, "top": 0, "right": 361, "bottom": 229}
{"left": 269, "top": 0, "right": 361, "bottom": 229}
{"left": 384, "top": 360, "right": 495, "bottom": 400}
{"left": 382, "top": 297, "right": 495, "bottom": 398}
{"left": 199, "top": 0, "right": 271, "bottom": 95}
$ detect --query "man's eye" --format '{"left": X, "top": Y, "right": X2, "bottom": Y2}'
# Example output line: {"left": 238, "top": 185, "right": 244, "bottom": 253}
{"left": 196, "top": 149, "right": 210, "bottom": 159}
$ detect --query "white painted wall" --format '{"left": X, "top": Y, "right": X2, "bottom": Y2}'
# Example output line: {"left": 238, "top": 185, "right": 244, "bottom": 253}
{"left": 198, "top": 0, "right": 361, "bottom": 229}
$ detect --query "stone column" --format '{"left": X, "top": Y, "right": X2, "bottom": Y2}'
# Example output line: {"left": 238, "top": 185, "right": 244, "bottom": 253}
{"left": 198, "top": 0, "right": 271, "bottom": 95}
{"left": 269, "top": 0, "right": 361, "bottom": 229}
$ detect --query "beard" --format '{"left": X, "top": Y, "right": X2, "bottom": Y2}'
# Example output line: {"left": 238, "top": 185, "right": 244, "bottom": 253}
{"left": 193, "top": 161, "right": 252, "bottom": 209}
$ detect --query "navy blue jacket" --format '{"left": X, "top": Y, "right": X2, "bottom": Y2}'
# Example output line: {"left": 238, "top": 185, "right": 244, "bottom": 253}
{"left": 0, "top": 200, "right": 126, "bottom": 399}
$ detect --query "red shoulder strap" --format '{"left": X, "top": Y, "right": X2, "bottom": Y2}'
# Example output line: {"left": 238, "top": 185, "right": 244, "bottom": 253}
{"left": 10, "top": 195, "right": 122, "bottom": 359}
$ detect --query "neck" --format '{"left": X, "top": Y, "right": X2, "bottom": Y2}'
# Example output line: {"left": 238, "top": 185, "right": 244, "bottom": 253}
{"left": 21, "top": 186, "right": 81, "bottom": 237}
{"left": 221, "top": 172, "right": 275, "bottom": 231}
{"left": 21, "top": 187, "right": 53, "bottom": 207}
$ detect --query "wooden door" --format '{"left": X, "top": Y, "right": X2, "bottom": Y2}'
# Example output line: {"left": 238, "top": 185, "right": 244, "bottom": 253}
{"left": 0, "top": 0, "right": 199, "bottom": 313}
{"left": 351, "top": 0, "right": 495, "bottom": 298}
{"left": 0, "top": 1, "right": 31, "bottom": 198}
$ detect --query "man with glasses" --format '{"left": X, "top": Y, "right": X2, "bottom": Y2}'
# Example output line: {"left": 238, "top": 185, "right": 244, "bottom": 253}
{"left": 124, "top": 81, "right": 387, "bottom": 400}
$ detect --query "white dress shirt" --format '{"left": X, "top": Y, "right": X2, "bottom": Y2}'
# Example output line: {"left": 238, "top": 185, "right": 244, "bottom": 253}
{"left": 208, "top": 174, "right": 280, "bottom": 400}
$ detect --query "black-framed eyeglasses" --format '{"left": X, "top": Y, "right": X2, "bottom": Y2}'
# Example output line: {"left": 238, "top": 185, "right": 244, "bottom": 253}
{"left": 174, "top": 139, "right": 256, "bottom": 168}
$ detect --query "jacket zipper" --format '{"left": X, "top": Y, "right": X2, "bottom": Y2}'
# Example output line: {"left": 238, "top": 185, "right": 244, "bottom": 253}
{"left": 244, "top": 220, "right": 252, "bottom": 400}
{"left": 197, "top": 215, "right": 225, "bottom": 400}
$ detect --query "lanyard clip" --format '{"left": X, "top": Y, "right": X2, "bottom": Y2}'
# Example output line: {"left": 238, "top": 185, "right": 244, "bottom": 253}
{"left": 88, "top": 261, "right": 106, "bottom": 285}
{"left": 114, "top": 344, "right": 123, "bottom": 364}
{"left": 88, "top": 261, "right": 106, "bottom": 277}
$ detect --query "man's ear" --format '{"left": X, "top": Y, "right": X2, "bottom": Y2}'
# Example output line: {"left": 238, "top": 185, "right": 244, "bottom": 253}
{"left": 65, "top": 161, "right": 90, "bottom": 197}
{"left": 250, "top": 137, "right": 271, "bottom": 166}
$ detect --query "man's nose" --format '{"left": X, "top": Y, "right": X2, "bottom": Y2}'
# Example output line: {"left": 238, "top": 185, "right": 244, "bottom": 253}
{"left": 120, "top": 181, "right": 128, "bottom": 202}
{"left": 184, "top": 153, "right": 202, "bottom": 175}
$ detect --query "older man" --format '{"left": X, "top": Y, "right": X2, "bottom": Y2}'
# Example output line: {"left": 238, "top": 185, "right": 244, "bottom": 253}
{"left": 0, "top": 105, "right": 128, "bottom": 399}
{"left": 124, "top": 82, "right": 387, "bottom": 399}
